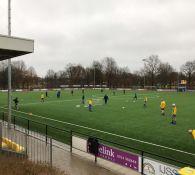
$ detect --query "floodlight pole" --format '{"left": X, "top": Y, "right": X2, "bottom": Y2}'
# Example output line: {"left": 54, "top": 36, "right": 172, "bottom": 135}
{"left": 142, "top": 59, "right": 147, "bottom": 88}
{"left": 93, "top": 66, "right": 95, "bottom": 90}
{"left": 143, "top": 75, "right": 145, "bottom": 89}
{"left": 177, "top": 70, "right": 179, "bottom": 91}
{"left": 8, "top": 0, "right": 12, "bottom": 129}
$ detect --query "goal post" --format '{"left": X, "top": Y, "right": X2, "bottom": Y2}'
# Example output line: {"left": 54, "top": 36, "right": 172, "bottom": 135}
{"left": 177, "top": 80, "right": 187, "bottom": 92}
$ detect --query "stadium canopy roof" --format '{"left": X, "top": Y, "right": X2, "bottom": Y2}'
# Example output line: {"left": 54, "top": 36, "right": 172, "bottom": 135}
{"left": 0, "top": 34, "right": 34, "bottom": 61}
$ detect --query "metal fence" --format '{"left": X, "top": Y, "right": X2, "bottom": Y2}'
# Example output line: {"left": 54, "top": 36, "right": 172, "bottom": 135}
{"left": 0, "top": 112, "right": 195, "bottom": 174}
{"left": 0, "top": 120, "right": 53, "bottom": 165}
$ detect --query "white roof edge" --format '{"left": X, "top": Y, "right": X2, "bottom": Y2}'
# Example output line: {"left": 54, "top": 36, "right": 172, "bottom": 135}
{"left": 0, "top": 34, "right": 34, "bottom": 42}
{"left": 0, "top": 34, "right": 34, "bottom": 60}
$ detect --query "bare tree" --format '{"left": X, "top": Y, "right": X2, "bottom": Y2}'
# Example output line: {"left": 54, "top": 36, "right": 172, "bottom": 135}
{"left": 0, "top": 61, "right": 8, "bottom": 89}
{"left": 143, "top": 55, "right": 161, "bottom": 86}
{"left": 92, "top": 60, "right": 104, "bottom": 86}
{"left": 102, "top": 57, "right": 118, "bottom": 88}
{"left": 180, "top": 61, "right": 195, "bottom": 88}
{"left": 25, "top": 66, "right": 38, "bottom": 89}
{"left": 117, "top": 67, "right": 132, "bottom": 88}
{"left": 57, "top": 70, "right": 67, "bottom": 86}
{"left": 45, "top": 69, "right": 57, "bottom": 88}
{"left": 157, "top": 62, "right": 175, "bottom": 88}
{"left": 132, "top": 70, "right": 143, "bottom": 87}
{"left": 65, "top": 63, "right": 85, "bottom": 86}
{"left": 12, "top": 60, "right": 27, "bottom": 88}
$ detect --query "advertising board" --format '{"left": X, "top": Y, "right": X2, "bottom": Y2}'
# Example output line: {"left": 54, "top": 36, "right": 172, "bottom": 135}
{"left": 143, "top": 157, "right": 179, "bottom": 175}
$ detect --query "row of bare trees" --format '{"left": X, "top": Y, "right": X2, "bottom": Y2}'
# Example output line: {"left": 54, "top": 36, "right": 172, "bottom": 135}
{"left": 45, "top": 57, "right": 136, "bottom": 89}
{"left": 44, "top": 56, "right": 195, "bottom": 89}
{"left": 0, "top": 55, "right": 195, "bottom": 89}
{"left": 0, "top": 60, "right": 40, "bottom": 89}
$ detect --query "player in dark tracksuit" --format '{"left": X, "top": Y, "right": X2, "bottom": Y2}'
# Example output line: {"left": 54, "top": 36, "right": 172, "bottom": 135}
{"left": 57, "top": 91, "right": 61, "bottom": 98}
{"left": 82, "top": 95, "right": 85, "bottom": 104}
{"left": 13, "top": 97, "right": 19, "bottom": 110}
{"left": 133, "top": 93, "right": 137, "bottom": 101}
{"left": 45, "top": 91, "right": 48, "bottom": 97}
{"left": 104, "top": 94, "right": 109, "bottom": 104}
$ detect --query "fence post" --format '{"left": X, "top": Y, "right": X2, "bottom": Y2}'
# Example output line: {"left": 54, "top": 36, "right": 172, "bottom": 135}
{"left": 70, "top": 130, "right": 73, "bottom": 153}
{"left": 141, "top": 151, "right": 144, "bottom": 175}
{"left": 13, "top": 115, "right": 15, "bottom": 129}
{"left": 25, "top": 129, "right": 28, "bottom": 157}
{"left": 46, "top": 125, "right": 48, "bottom": 143}
{"left": 27, "top": 119, "right": 30, "bottom": 134}
{"left": 50, "top": 137, "right": 52, "bottom": 167}
{"left": 2, "top": 112, "right": 4, "bottom": 123}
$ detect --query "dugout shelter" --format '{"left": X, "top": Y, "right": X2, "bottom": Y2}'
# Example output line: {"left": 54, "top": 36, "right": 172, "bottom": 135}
{"left": 0, "top": 34, "right": 34, "bottom": 127}
{"left": 0, "top": 34, "right": 34, "bottom": 60}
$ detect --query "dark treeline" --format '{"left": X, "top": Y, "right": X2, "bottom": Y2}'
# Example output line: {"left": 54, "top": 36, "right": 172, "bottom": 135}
{"left": 0, "top": 55, "right": 195, "bottom": 89}
{"left": 0, "top": 60, "right": 40, "bottom": 89}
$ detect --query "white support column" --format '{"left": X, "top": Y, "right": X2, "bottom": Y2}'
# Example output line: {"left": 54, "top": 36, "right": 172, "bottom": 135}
{"left": 8, "top": 0, "right": 12, "bottom": 128}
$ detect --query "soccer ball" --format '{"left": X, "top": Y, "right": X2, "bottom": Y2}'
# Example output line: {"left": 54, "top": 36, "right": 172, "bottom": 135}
{"left": 122, "top": 106, "right": 126, "bottom": 109}
{"left": 76, "top": 105, "right": 80, "bottom": 108}
{"left": 188, "top": 129, "right": 192, "bottom": 133}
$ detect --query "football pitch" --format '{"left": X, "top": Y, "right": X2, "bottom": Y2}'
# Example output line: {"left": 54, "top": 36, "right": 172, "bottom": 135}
{"left": 0, "top": 89, "right": 195, "bottom": 166}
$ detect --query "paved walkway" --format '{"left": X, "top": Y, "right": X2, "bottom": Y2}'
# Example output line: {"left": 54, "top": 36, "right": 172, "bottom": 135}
{"left": 1, "top": 122, "right": 140, "bottom": 175}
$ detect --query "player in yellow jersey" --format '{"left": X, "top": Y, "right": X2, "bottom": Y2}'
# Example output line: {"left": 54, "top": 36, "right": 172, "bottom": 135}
{"left": 160, "top": 99, "right": 166, "bottom": 116}
{"left": 41, "top": 93, "right": 44, "bottom": 102}
{"left": 188, "top": 129, "right": 195, "bottom": 140}
{"left": 171, "top": 103, "right": 177, "bottom": 125}
{"left": 88, "top": 99, "right": 93, "bottom": 112}
{"left": 144, "top": 96, "right": 148, "bottom": 107}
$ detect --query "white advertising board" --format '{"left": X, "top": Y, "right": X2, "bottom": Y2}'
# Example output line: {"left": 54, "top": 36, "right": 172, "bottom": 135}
{"left": 72, "top": 136, "right": 87, "bottom": 152}
{"left": 143, "top": 157, "right": 179, "bottom": 175}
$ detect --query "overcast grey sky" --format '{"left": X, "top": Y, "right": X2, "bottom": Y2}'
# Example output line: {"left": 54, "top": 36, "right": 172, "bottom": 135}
{"left": 0, "top": 0, "right": 195, "bottom": 76}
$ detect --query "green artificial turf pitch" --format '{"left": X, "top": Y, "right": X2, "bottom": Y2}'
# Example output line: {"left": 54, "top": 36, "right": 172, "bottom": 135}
{"left": 0, "top": 89, "right": 195, "bottom": 166}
